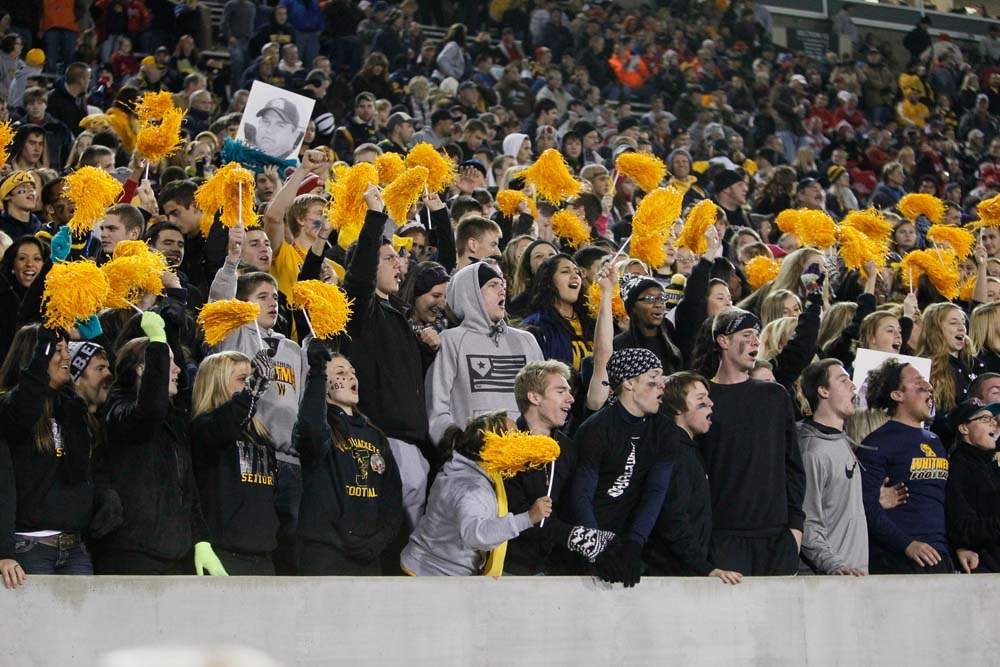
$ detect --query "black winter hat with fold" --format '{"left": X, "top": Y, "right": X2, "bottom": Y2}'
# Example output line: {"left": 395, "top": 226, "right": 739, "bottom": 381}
{"left": 713, "top": 167, "right": 746, "bottom": 194}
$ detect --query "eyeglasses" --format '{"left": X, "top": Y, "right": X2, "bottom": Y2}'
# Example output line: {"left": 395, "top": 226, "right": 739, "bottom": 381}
{"left": 636, "top": 295, "right": 670, "bottom": 305}
{"left": 968, "top": 414, "right": 999, "bottom": 426}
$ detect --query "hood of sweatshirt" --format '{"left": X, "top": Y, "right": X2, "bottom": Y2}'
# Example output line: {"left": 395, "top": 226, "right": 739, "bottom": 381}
{"left": 448, "top": 261, "right": 506, "bottom": 337}
{"left": 798, "top": 419, "right": 858, "bottom": 448}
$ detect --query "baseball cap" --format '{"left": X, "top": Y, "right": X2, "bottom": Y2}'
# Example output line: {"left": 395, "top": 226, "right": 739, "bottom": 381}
{"left": 385, "top": 111, "right": 414, "bottom": 132}
{"left": 947, "top": 398, "right": 1000, "bottom": 431}
{"left": 790, "top": 74, "right": 807, "bottom": 85}
{"left": 140, "top": 55, "right": 158, "bottom": 67}
{"left": 460, "top": 159, "right": 487, "bottom": 178}
{"left": 798, "top": 177, "right": 819, "bottom": 191}
{"left": 257, "top": 98, "right": 300, "bottom": 127}
{"left": 0, "top": 171, "right": 34, "bottom": 200}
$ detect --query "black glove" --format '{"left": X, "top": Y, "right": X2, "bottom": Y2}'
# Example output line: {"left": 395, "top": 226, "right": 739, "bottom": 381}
{"left": 595, "top": 541, "right": 626, "bottom": 584}
{"left": 36, "top": 326, "right": 62, "bottom": 359}
{"left": 567, "top": 526, "right": 616, "bottom": 562}
{"left": 89, "top": 489, "right": 124, "bottom": 540}
{"left": 307, "top": 338, "right": 332, "bottom": 369}
{"left": 618, "top": 541, "right": 644, "bottom": 588}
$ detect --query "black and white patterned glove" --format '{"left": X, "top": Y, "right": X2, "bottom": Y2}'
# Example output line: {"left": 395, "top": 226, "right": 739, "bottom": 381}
{"left": 247, "top": 349, "right": 275, "bottom": 398}
{"left": 567, "top": 526, "right": 617, "bottom": 562}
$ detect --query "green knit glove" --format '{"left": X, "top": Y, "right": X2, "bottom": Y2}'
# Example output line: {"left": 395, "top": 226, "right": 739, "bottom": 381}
{"left": 193, "top": 542, "right": 228, "bottom": 576}
{"left": 140, "top": 311, "right": 167, "bottom": 343}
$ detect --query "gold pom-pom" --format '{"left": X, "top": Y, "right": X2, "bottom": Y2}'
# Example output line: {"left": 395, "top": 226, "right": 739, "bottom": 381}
{"left": 976, "top": 193, "right": 1000, "bottom": 228}
{"left": 375, "top": 152, "right": 405, "bottom": 185}
{"left": 842, "top": 208, "right": 892, "bottom": 243}
{"left": 198, "top": 299, "right": 261, "bottom": 346}
{"left": 194, "top": 162, "right": 258, "bottom": 236}
{"left": 136, "top": 106, "right": 185, "bottom": 163}
{"left": 405, "top": 142, "right": 456, "bottom": 193}
{"left": 746, "top": 255, "right": 780, "bottom": 290}
{"left": 632, "top": 187, "right": 685, "bottom": 268}
{"left": 496, "top": 189, "right": 529, "bottom": 217}
{"left": 901, "top": 248, "right": 960, "bottom": 300}
{"left": 550, "top": 209, "right": 590, "bottom": 249}
{"left": 960, "top": 276, "right": 976, "bottom": 302}
{"left": 795, "top": 209, "right": 838, "bottom": 249}
{"left": 289, "top": 279, "right": 354, "bottom": 340}
{"left": 134, "top": 91, "right": 175, "bottom": 124}
{"left": 775, "top": 209, "right": 799, "bottom": 234}
{"left": 676, "top": 199, "right": 718, "bottom": 256}
{"left": 927, "top": 224, "right": 975, "bottom": 260}
{"left": 837, "top": 225, "right": 885, "bottom": 273}
{"left": 101, "top": 255, "right": 166, "bottom": 309}
{"left": 898, "top": 193, "right": 945, "bottom": 225}
{"left": 0, "top": 120, "right": 14, "bottom": 171}
{"left": 518, "top": 148, "right": 581, "bottom": 204}
{"left": 64, "top": 166, "right": 124, "bottom": 237}
{"left": 478, "top": 429, "right": 561, "bottom": 478}
{"left": 615, "top": 152, "right": 666, "bottom": 192}
{"left": 41, "top": 260, "right": 110, "bottom": 331}
{"left": 382, "top": 166, "right": 427, "bottom": 224}
{"left": 327, "top": 161, "right": 378, "bottom": 249}
{"left": 692, "top": 160, "right": 709, "bottom": 174}
{"left": 585, "top": 280, "right": 627, "bottom": 321}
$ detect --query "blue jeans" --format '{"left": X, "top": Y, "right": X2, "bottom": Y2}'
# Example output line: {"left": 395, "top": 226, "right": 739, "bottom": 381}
{"left": 43, "top": 29, "right": 78, "bottom": 74}
{"left": 14, "top": 535, "right": 93, "bottom": 575}
{"left": 296, "top": 30, "right": 321, "bottom": 70}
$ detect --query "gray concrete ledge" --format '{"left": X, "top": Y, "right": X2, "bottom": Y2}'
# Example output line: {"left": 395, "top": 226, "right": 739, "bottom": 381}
{"left": 3, "top": 574, "right": 1000, "bottom": 666}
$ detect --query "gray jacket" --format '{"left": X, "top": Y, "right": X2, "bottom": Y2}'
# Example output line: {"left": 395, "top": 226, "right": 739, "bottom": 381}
{"left": 209, "top": 259, "right": 307, "bottom": 464}
{"left": 401, "top": 452, "right": 533, "bottom": 575}
{"left": 797, "top": 420, "right": 869, "bottom": 573}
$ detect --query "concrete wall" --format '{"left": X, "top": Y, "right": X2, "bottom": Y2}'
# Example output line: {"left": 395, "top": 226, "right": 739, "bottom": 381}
{"left": 4, "top": 575, "right": 1000, "bottom": 666}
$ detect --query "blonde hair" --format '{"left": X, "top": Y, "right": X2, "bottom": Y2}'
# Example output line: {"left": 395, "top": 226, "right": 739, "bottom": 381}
{"left": 759, "top": 316, "right": 797, "bottom": 362}
{"left": 971, "top": 302, "right": 1000, "bottom": 356}
{"left": 845, "top": 407, "right": 889, "bottom": 446}
{"left": 760, "top": 289, "right": 801, "bottom": 325}
{"left": 917, "top": 303, "right": 975, "bottom": 412}
{"left": 192, "top": 352, "right": 270, "bottom": 439}
{"left": 858, "top": 310, "right": 900, "bottom": 349}
{"left": 818, "top": 301, "right": 857, "bottom": 352}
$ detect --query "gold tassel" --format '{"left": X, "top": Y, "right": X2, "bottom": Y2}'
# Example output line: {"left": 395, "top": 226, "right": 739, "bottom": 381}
{"left": 898, "top": 193, "right": 945, "bottom": 225}
{"left": 615, "top": 152, "right": 666, "bottom": 192}
{"left": 901, "top": 248, "right": 960, "bottom": 300}
{"left": 41, "top": 260, "right": 110, "bottom": 330}
{"left": 194, "top": 162, "right": 258, "bottom": 236}
{"left": 64, "top": 166, "right": 124, "bottom": 238}
{"left": 478, "top": 429, "right": 561, "bottom": 479}
{"left": 405, "top": 142, "right": 456, "bottom": 192}
{"left": 675, "top": 199, "right": 718, "bottom": 257}
{"left": 382, "top": 166, "right": 427, "bottom": 224}
{"left": 197, "top": 299, "right": 261, "bottom": 346}
{"left": 795, "top": 209, "right": 838, "bottom": 250}
{"left": 746, "top": 255, "right": 780, "bottom": 290}
{"left": 518, "top": 149, "right": 581, "bottom": 204}
{"left": 134, "top": 91, "right": 175, "bottom": 124}
{"left": 775, "top": 209, "right": 799, "bottom": 235}
{"left": 926, "top": 224, "right": 975, "bottom": 260}
{"left": 375, "top": 152, "right": 406, "bottom": 185}
{"left": 842, "top": 208, "right": 892, "bottom": 243}
{"left": 288, "top": 279, "right": 354, "bottom": 340}
{"left": 837, "top": 225, "right": 885, "bottom": 274}
{"left": 550, "top": 209, "right": 590, "bottom": 249}
{"left": 136, "top": 106, "right": 185, "bottom": 164}
{"left": 976, "top": 193, "right": 1000, "bottom": 228}
{"left": 327, "top": 161, "right": 378, "bottom": 249}
{"left": 585, "top": 280, "right": 627, "bottom": 321}
{"left": 101, "top": 254, "right": 165, "bottom": 309}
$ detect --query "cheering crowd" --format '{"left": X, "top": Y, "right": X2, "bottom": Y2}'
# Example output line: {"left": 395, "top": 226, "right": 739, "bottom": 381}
{"left": 1, "top": 0, "right": 1000, "bottom": 589}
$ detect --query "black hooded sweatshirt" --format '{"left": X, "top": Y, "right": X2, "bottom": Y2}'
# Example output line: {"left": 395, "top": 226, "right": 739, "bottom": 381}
{"left": 191, "top": 391, "right": 279, "bottom": 555}
{"left": 294, "top": 362, "right": 403, "bottom": 566}
{"left": 94, "top": 342, "right": 208, "bottom": 561}
{"left": 0, "top": 336, "right": 94, "bottom": 534}
{"left": 946, "top": 441, "right": 1000, "bottom": 573}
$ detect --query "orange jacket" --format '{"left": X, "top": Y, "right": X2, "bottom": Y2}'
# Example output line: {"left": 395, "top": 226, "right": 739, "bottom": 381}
{"left": 609, "top": 51, "right": 651, "bottom": 90}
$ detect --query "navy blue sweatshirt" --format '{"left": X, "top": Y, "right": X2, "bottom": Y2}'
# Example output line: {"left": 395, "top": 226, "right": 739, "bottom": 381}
{"left": 294, "top": 362, "right": 403, "bottom": 565}
{"left": 859, "top": 420, "right": 949, "bottom": 559}
{"left": 191, "top": 391, "right": 279, "bottom": 555}
{"left": 569, "top": 401, "right": 673, "bottom": 545}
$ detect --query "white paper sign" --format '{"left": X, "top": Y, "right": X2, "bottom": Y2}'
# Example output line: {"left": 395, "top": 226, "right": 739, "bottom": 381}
{"left": 237, "top": 80, "right": 315, "bottom": 160}
{"left": 851, "top": 348, "right": 933, "bottom": 409}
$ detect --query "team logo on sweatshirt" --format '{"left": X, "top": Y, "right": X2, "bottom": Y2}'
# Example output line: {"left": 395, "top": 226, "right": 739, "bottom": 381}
{"left": 910, "top": 443, "right": 948, "bottom": 481}
{"left": 238, "top": 440, "right": 276, "bottom": 485}
{"left": 606, "top": 439, "right": 638, "bottom": 498}
{"left": 467, "top": 354, "right": 527, "bottom": 393}
{"left": 272, "top": 362, "right": 297, "bottom": 396}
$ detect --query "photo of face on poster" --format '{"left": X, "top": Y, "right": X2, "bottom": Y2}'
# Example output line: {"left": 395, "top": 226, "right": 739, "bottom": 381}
{"left": 237, "top": 80, "right": 315, "bottom": 160}
{"left": 852, "top": 348, "right": 933, "bottom": 409}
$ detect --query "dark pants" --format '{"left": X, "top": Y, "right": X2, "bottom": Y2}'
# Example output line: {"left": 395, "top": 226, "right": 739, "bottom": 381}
{"left": 870, "top": 549, "right": 954, "bottom": 574}
{"left": 43, "top": 29, "right": 77, "bottom": 74}
{"left": 215, "top": 548, "right": 275, "bottom": 576}
{"left": 709, "top": 530, "right": 800, "bottom": 576}
{"left": 92, "top": 549, "right": 190, "bottom": 575}
{"left": 274, "top": 460, "right": 303, "bottom": 575}
{"left": 14, "top": 536, "right": 92, "bottom": 575}
{"left": 299, "top": 539, "right": 380, "bottom": 576}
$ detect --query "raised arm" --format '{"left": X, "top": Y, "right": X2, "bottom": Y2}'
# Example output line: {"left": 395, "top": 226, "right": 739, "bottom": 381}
{"left": 586, "top": 263, "right": 617, "bottom": 411}
{"left": 263, "top": 150, "right": 329, "bottom": 254}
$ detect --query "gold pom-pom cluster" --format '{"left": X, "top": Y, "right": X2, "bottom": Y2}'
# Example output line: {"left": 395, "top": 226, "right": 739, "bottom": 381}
{"left": 518, "top": 149, "right": 581, "bottom": 204}
{"left": 198, "top": 299, "right": 261, "bottom": 346}
{"left": 405, "top": 143, "right": 456, "bottom": 192}
{"left": 289, "top": 279, "right": 354, "bottom": 340}
{"left": 746, "top": 255, "right": 780, "bottom": 290}
{"left": 382, "top": 166, "right": 427, "bottom": 224}
{"left": 64, "top": 166, "right": 124, "bottom": 238}
{"left": 194, "top": 162, "right": 258, "bottom": 236}
{"left": 633, "top": 187, "right": 686, "bottom": 269}
{"left": 478, "top": 429, "right": 561, "bottom": 478}
{"left": 42, "top": 260, "right": 110, "bottom": 330}
{"left": 898, "top": 193, "right": 945, "bottom": 225}
{"left": 550, "top": 209, "right": 590, "bottom": 249}
{"left": 615, "top": 152, "right": 666, "bottom": 193}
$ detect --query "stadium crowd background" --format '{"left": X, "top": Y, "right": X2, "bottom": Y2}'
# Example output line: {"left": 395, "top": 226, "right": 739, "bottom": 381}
{"left": 0, "top": 0, "right": 999, "bottom": 587}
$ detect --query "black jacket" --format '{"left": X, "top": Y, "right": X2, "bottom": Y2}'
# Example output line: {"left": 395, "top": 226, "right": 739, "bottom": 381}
{"left": 191, "top": 391, "right": 279, "bottom": 555}
{"left": 946, "top": 442, "right": 1000, "bottom": 572}
{"left": 613, "top": 320, "right": 684, "bottom": 376}
{"left": 645, "top": 422, "right": 714, "bottom": 576}
{"left": 342, "top": 211, "right": 430, "bottom": 446}
{"left": 504, "top": 418, "right": 576, "bottom": 574}
{"left": 94, "top": 341, "right": 208, "bottom": 561}
{"left": 823, "top": 293, "right": 876, "bottom": 368}
{"left": 0, "top": 437, "right": 13, "bottom": 559}
{"left": 295, "top": 362, "right": 403, "bottom": 565}
{"left": 0, "top": 338, "right": 94, "bottom": 534}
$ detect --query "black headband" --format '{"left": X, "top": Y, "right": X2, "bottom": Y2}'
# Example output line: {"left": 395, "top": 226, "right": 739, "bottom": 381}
{"left": 713, "top": 310, "right": 761, "bottom": 340}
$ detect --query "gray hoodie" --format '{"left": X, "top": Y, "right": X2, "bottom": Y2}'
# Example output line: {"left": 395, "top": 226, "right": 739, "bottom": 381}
{"left": 797, "top": 420, "right": 869, "bottom": 573}
{"left": 209, "top": 259, "right": 307, "bottom": 464}
{"left": 400, "top": 452, "right": 534, "bottom": 575}
{"left": 425, "top": 262, "right": 543, "bottom": 444}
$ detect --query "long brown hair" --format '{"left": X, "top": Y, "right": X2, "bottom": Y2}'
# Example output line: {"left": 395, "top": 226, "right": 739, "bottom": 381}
{"left": 917, "top": 303, "right": 975, "bottom": 412}
{"left": 0, "top": 324, "right": 56, "bottom": 452}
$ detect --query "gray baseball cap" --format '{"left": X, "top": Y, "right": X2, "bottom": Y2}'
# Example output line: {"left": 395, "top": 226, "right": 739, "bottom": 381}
{"left": 256, "top": 98, "right": 300, "bottom": 128}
